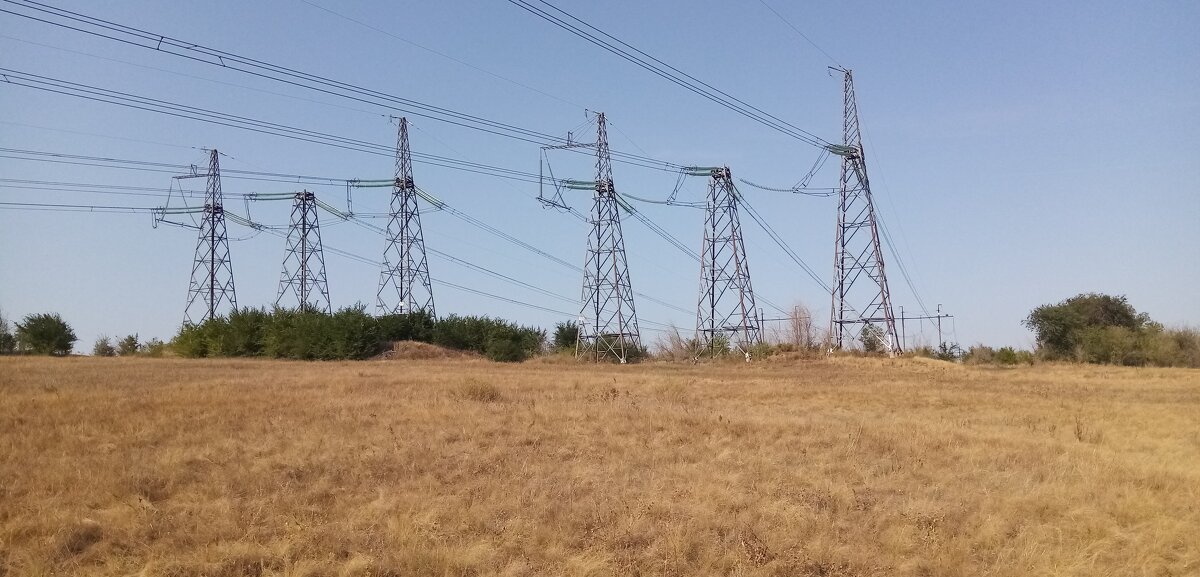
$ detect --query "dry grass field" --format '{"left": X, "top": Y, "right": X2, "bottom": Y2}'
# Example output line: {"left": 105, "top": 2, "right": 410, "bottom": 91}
{"left": 1, "top": 354, "right": 1198, "bottom": 577}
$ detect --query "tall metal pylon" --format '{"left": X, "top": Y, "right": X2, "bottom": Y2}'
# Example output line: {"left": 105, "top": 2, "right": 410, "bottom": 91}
{"left": 276, "top": 190, "right": 331, "bottom": 313}
{"left": 576, "top": 112, "right": 641, "bottom": 362}
{"left": 377, "top": 117, "right": 436, "bottom": 317}
{"left": 183, "top": 149, "right": 236, "bottom": 324}
{"left": 828, "top": 68, "right": 901, "bottom": 353}
{"left": 696, "top": 166, "right": 762, "bottom": 359}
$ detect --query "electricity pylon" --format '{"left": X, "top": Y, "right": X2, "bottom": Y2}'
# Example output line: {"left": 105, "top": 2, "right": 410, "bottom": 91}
{"left": 377, "top": 117, "right": 436, "bottom": 317}
{"left": 576, "top": 112, "right": 641, "bottom": 362}
{"left": 276, "top": 190, "right": 331, "bottom": 313}
{"left": 183, "top": 148, "right": 236, "bottom": 324}
{"left": 828, "top": 68, "right": 901, "bottom": 353}
{"left": 696, "top": 166, "right": 762, "bottom": 359}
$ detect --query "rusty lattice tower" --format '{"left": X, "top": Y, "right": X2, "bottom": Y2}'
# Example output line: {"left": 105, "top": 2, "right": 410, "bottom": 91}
{"left": 696, "top": 166, "right": 762, "bottom": 359}
{"left": 828, "top": 69, "right": 901, "bottom": 353}
{"left": 183, "top": 149, "right": 237, "bottom": 324}
{"left": 377, "top": 117, "right": 436, "bottom": 317}
{"left": 276, "top": 190, "right": 330, "bottom": 313}
{"left": 576, "top": 112, "right": 641, "bottom": 362}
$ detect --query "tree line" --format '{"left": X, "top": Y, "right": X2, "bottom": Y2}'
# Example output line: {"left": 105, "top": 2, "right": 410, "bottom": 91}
{"left": 3, "top": 292, "right": 1197, "bottom": 367}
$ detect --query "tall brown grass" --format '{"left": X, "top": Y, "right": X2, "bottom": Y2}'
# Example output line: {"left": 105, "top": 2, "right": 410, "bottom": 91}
{"left": 1, "top": 355, "right": 1198, "bottom": 576}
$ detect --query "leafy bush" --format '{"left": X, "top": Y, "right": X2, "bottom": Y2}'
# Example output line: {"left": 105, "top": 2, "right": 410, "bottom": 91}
{"left": 433, "top": 314, "right": 543, "bottom": 362}
{"left": 117, "top": 334, "right": 140, "bottom": 356}
{"left": 377, "top": 311, "right": 435, "bottom": 343}
{"left": 15, "top": 313, "right": 77, "bottom": 356}
{"left": 1024, "top": 293, "right": 1198, "bottom": 367}
{"left": 170, "top": 307, "right": 543, "bottom": 362}
{"left": 860, "top": 323, "right": 885, "bottom": 353}
{"left": 142, "top": 338, "right": 166, "bottom": 358}
{"left": 92, "top": 336, "right": 116, "bottom": 357}
{"left": 552, "top": 321, "right": 579, "bottom": 351}
{"left": 0, "top": 310, "right": 15, "bottom": 354}
{"left": 223, "top": 308, "right": 269, "bottom": 356}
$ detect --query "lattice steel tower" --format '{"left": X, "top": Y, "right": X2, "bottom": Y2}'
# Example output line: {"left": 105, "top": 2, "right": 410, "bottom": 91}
{"left": 184, "top": 149, "right": 237, "bottom": 324}
{"left": 696, "top": 166, "right": 762, "bottom": 358}
{"left": 377, "top": 117, "right": 436, "bottom": 317}
{"left": 276, "top": 190, "right": 331, "bottom": 313}
{"left": 828, "top": 68, "right": 901, "bottom": 353}
{"left": 576, "top": 112, "right": 641, "bottom": 362}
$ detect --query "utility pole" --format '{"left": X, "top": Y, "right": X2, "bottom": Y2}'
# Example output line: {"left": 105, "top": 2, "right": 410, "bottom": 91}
{"left": 900, "top": 305, "right": 906, "bottom": 350}
{"left": 377, "top": 117, "right": 436, "bottom": 318}
{"left": 183, "top": 149, "right": 236, "bottom": 324}
{"left": 827, "top": 68, "right": 901, "bottom": 354}
{"left": 695, "top": 166, "right": 762, "bottom": 360}
{"left": 937, "top": 303, "right": 943, "bottom": 346}
{"left": 576, "top": 112, "right": 641, "bottom": 362}
{"left": 276, "top": 190, "right": 331, "bottom": 313}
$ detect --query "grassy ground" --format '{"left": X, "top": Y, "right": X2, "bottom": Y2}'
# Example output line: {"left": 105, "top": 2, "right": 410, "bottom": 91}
{"left": 1, "top": 355, "right": 1198, "bottom": 576}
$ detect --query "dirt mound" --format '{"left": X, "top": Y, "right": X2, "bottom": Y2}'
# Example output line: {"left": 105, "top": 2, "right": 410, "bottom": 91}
{"left": 374, "top": 340, "right": 480, "bottom": 361}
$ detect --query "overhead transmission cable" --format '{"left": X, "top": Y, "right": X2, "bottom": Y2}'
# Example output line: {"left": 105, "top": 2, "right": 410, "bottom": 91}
{"left": 0, "top": 0, "right": 686, "bottom": 173}
{"left": 505, "top": 0, "right": 831, "bottom": 149}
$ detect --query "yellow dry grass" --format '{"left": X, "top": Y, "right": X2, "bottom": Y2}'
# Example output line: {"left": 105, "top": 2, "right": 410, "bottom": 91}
{"left": 1, "top": 355, "right": 1198, "bottom": 576}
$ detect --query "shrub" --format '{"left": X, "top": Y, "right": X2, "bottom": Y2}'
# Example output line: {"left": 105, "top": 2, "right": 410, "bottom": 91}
{"left": 223, "top": 308, "right": 268, "bottom": 356}
{"left": 860, "top": 323, "right": 885, "bottom": 353}
{"left": 0, "top": 310, "right": 15, "bottom": 354}
{"left": 552, "top": 321, "right": 579, "bottom": 351}
{"left": 15, "top": 313, "right": 77, "bottom": 356}
{"left": 117, "top": 334, "right": 140, "bottom": 356}
{"left": 92, "top": 336, "right": 116, "bottom": 357}
{"left": 377, "top": 311, "right": 435, "bottom": 343}
{"left": 170, "top": 308, "right": 544, "bottom": 362}
{"left": 142, "top": 338, "right": 166, "bottom": 358}
{"left": 171, "top": 323, "right": 210, "bottom": 358}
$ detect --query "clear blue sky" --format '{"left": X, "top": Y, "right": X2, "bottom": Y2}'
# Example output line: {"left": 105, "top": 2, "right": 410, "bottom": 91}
{"left": 1, "top": 0, "right": 1197, "bottom": 352}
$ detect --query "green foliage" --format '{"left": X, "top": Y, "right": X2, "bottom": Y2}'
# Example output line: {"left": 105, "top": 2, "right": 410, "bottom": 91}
{"left": 860, "top": 323, "right": 885, "bottom": 353}
{"left": 552, "top": 321, "right": 579, "bottom": 351}
{"left": 142, "top": 338, "right": 166, "bottom": 358}
{"left": 931, "top": 342, "right": 964, "bottom": 362}
{"left": 223, "top": 308, "right": 269, "bottom": 356}
{"left": 170, "top": 307, "right": 544, "bottom": 362}
{"left": 432, "top": 314, "right": 544, "bottom": 362}
{"left": 92, "top": 335, "right": 116, "bottom": 357}
{"left": 117, "top": 334, "right": 140, "bottom": 356}
{"left": 377, "top": 311, "right": 435, "bottom": 343}
{"left": 1024, "top": 293, "right": 1198, "bottom": 367}
{"left": 15, "top": 312, "right": 77, "bottom": 356}
{"left": 0, "top": 310, "right": 15, "bottom": 354}
{"left": 1024, "top": 293, "right": 1148, "bottom": 359}
{"left": 170, "top": 323, "right": 210, "bottom": 358}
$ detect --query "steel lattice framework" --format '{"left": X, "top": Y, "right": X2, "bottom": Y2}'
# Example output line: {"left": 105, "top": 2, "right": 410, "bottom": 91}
{"left": 184, "top": 149, "right": 237, "bottom": 324}
{"left": 829, "top": 69, "right": 901, "bottom": 353}
{"left": 696, "top": 166, "right": 762, "bottom": 359}
{"left": 377, "top": 117, "right": 436, "bottom": 317}
{"left": 276, "top": 190, "right": 331, "bottom": 313}
{"left": 576, "top": 112, "right": 641, "bottom": 362}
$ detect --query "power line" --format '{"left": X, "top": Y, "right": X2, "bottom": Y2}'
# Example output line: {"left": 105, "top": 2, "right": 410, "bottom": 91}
{"left": 738, "top": 190, "right": 831, "bottom": 294}
{"left": 0, "top": 0, "right": 688, "bottom": 173}
{"left": 506, "top": 0, "right": 831, "bottom": 149}
{"left": 751, "top": 0, "right": 842, "bottom": 68}
{"left": 295, "top": 0, "right": 587, "bottom": 110}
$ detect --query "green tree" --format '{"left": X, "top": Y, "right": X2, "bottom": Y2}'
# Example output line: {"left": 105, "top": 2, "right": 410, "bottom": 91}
{"left": 552, "top": 321, "right": 579, "bottom": 351}
{"left": 0, "top": 309, "right": 15, "bottom": 354}
{"left": 1023, "top": 293, "right": 1148, "bottom": 359}
{"left": 92, "top": 335, "right": 116, "bottom": 357}
{"left": 117, "top": 334, "right": 140, "bottom": 356}
{"left": 860, "top": 323, "right": 885, "bottom": 353}
{"left": 142, "top": 338, "right": 166, "bottom": 357}
{"left": 15, "top": 313, "right": 77, "bottom": 356}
